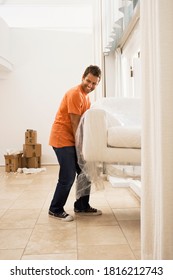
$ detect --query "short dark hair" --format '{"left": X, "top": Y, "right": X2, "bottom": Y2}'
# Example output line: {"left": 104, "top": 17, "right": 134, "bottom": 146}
{"left": 83, "top": 65, "right": 101, "bottom": 81}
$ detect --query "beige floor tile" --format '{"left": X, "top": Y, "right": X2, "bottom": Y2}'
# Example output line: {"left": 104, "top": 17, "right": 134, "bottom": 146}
{"left": 22, "top": 253, "right": 77, "bottom": 260}
{"left": 0, "top": 229, "right": 32, "bottom": 249}
{"left": 0, "top": 183, "right": 26, "bottom": 191}
{"left": 0, "top": 199, "right": 15, "bottom": 210}
{"left": 78, "top": 244, "right": 136, "bottom": 260}
{"left": 0, "top": 165, "right": 141, "bottom": 260}
{"left": 30, "top": 176, "right": 56, "bottom": 186}
{"left": 16, "top": 189, "right": 50, "bottom": 200}
{"left": 24, "top": 224, "right": 77, "bottom": 255}
{"left": 8, "top": 177, "right": 33, "bottom": 185}
{"left": 0, "top": 188, "right": 24, "bottom": 200}
{"left": 89, "top": 190, "right": 112, "bottom": 208}
{"left": 0, "top": 249, "right": 24, "bottom": 260}
{"left": 76, "top": 208, "right": 118, "bottom": 227}
{"left": 105, "top": 187, "right": 140, "bottom": 208}
{"left": 42, "top": 193, "right": 55, "bottom": 210}
{"left": 26, "top": 183, "right": 53, "bottom": 191}
{"left": 119, "top": 220, "right": 141, "bottom": 250}
{"left": 0, "top": 209, "right": 40, "bottom": 229}
{"left": 113, "top": 208, "right": 140, "bottom": 220}
{"left": 9, "top": 198, "right": 46, "bottom": 210}
{"left": 77, "top": 225, "right": 127, "bottom": 246}
{"left": 0, "top": 209, "right": 7, "bottom": 218}
{"left": 90, "top": 187, "right": 107, "bottom": 198}
{"left": 133, "top": 249, "right": 141, "bottom": 260}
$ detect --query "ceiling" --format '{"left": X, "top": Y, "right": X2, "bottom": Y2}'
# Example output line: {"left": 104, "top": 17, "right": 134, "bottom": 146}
{"left": 0, "top": 0, "right": 93, "bottom": 31}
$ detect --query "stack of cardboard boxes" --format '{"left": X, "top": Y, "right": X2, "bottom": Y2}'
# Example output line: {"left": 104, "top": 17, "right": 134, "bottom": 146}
{"left": 4, "top": 129, "right": 42, "bottom": 172}
{"left": 23, "top": 129, "right": 41, "bottom": 169}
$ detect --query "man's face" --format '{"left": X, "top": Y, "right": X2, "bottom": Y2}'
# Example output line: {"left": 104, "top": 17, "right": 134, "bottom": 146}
{"left": 81, "top": 73, "right": 100, "bottom": 94}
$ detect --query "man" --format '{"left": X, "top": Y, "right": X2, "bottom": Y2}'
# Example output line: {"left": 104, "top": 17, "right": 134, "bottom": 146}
{"left": 49, "top": 65, "right": 102, "bottom": 221}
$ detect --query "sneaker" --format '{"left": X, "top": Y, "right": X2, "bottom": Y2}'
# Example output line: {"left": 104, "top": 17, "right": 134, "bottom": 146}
{"left": 74, "top": 206, "right": 102, "bottom": 216}
{"left": 49, "top": 210, "right": 74, "bottom": 222}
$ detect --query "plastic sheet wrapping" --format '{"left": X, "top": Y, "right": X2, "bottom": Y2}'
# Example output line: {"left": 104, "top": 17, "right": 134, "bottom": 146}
{"left": 91, "top": 97, "right": 141, "bottom": 127}
{"left": 75, "top": 98, "right": 141, "bottom": 197}
{"left": 75, "top": 113, "right": 105, "bottom": 199}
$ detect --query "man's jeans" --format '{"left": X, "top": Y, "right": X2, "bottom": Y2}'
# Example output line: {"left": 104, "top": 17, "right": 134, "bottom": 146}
{"left": 49, "top": 146, "right": 91, "bottom": 214}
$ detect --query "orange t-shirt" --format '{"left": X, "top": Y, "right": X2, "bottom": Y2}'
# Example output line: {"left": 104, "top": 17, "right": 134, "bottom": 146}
{"left": 49, "top": 85, "right": 90, "bottom": 148}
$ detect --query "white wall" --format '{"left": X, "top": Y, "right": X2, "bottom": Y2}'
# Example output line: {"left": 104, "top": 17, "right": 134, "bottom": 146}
{"left": 0, "top": 17, "right": 13, "bottom": 72}
{"left": 0, "top": 17, "right": 10, "bottom": 61}
{"left": 0, "top": 27, "right": 93, "bottom": 165}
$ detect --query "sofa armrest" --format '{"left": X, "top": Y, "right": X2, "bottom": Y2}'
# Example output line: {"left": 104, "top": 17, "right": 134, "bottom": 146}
{"left": 82, "top": 108, "right": 108, "bottom": 161}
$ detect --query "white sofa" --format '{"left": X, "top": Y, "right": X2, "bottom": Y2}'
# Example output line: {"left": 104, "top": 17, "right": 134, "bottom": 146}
{"left": 81, "top": 97, "right": 141, "bottom": 165}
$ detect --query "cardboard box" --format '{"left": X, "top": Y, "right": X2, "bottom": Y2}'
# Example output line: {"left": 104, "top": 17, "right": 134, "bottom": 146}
{"left": 26, "top": 157, "right": 41, "bottom": 168}
{"left": 4, "top": 153, "right": 23, "bottom": 172}
{"left": 21, "top": 156, "right": 27, "bottom": 168}
{"left": 21, "top": 156, "right": 41, "bottom": 168}
{"left": 25, "top": 129, "right": 37, "bottom": 145}
{"left": 23, "top": 144, "right": 41, "bottom": 158}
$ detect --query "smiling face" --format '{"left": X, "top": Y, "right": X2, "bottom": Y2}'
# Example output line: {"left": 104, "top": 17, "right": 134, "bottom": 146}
{"left": 81, "top": 73, "right": 100, "bottom": 94}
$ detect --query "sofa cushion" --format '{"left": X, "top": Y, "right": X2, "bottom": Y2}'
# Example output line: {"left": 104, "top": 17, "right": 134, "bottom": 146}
{"left": 107, "top": 126, "right": 141, "bottom": 148}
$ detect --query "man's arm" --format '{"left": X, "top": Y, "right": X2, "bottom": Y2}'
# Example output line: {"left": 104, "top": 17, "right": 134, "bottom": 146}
{"left": 70, "top": 113, "right": 81, "bottom": 137}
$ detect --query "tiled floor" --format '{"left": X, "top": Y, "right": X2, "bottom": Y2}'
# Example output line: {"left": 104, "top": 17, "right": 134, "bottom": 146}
{"left": 0, "top": 165, "right": 141, "bottom": 260}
